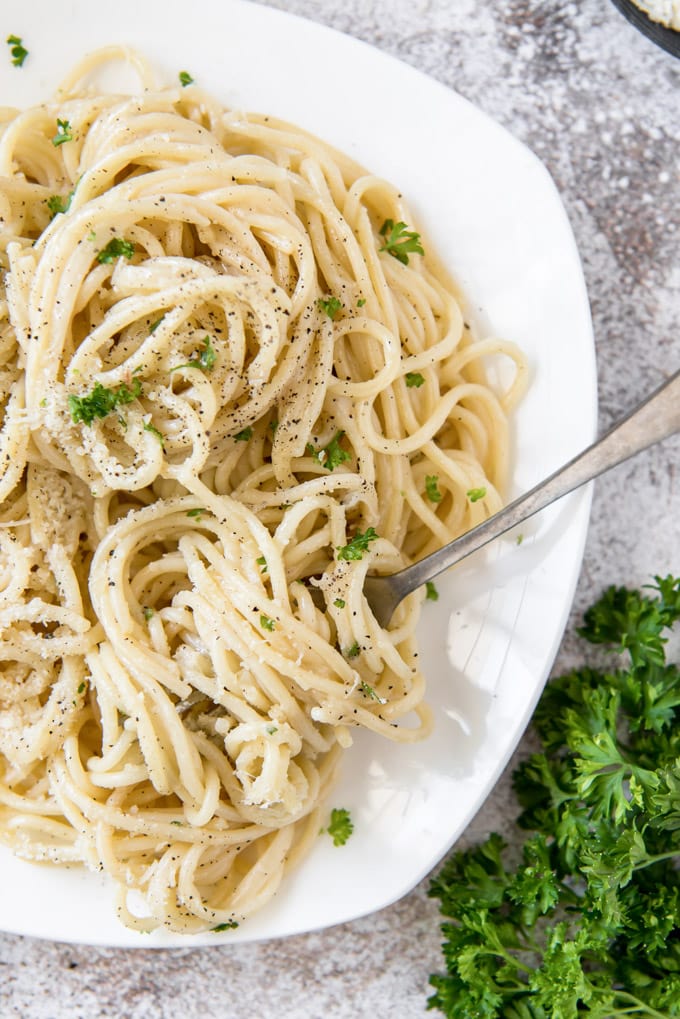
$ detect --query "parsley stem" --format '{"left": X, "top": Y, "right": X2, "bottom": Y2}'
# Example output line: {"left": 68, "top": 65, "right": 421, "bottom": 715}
{"left": 611, "top": 991, "right": 674, "bottom": 1019}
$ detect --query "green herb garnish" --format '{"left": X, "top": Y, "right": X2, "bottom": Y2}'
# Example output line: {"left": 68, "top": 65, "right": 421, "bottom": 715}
{"left": 322, "top": 807, "right": 354, "bottom": 847}
{"left": 6, "top": 35, "right": 28, "bottom": 67}
{"left": 96, "top": 237, "right": 135, "bottom": 264}
{"left": 467, "top": 486, "right": 487, "bottom": 503}
{"left": 306, "top": 430, "right": 351, "bottom": 471}
{"left": 256, "top": 556, "right": 268, "bottom": 573}
{"left": 428, "top": 574, "right": 680, "bottom": 1019}
{"left": 405, "top": 371, "right": 425, "bottom": 388}
{"left": 46, "top": 191, "right": 73, "bottom": 218}
{"left": 425, "top": 475, "right": 442, "bottom": 503}
{"left": 143, "top": 607, "right": 154, "bottom": 621}
{"left": 425, "top": 581, "right": 439, "bottom": 602}
{"left": 52, "top": 118, "right": 73, "bottom": 147}
{"left": 233, "top": 426, "right": 253, "bottom": 442}
{"left": 378, "top": 218, "right": 424, "bottom": 265}
{"left": 337, "top": 527, "right": 379, "bottom": 561}
{"left": 211, "top": 920, "right": 239, "bottom": 932}
{"left": 143, "top": 421, "right": 164, "bottom": 446}
{"left": 68, "top": 378, "right": 142, "bottom": 426}
{"left": 178, "top": 70, "right": 194, "bottom": 87}
{"left": 345, "top": 642, "right": 361, "bottom": 659}
{"left": 260, "top": 614, "right": 275, "bottom": 632}
{"left": 334, "top": 598, "right": 346, "bottom": 609}
{"left": 186, "top": 508, "right": 205, "bottom": 518}
{"left": 170, "top": 335, "right": 216, "bottom": 373}
{"left": 317, "top": 296, "right": 343, "bottom": 320}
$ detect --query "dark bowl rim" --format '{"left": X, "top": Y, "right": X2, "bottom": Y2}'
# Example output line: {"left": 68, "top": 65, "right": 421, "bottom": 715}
{"left": 610, "top": 0, "right": 680, "bottom": 58}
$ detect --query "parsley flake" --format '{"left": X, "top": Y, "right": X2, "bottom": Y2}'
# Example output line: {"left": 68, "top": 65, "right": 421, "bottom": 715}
{"left": 344, "top": 642, "right": 361, "bottom": 659}
{"left": 68, "top": 378, "right": 142, "bottom": 426}
{"left": 425, "top": 581, "right": 439, "bottom": 602}
{"left": 379, "top": 219, "right": 424, "bottom": 265}
{"left": 322, "top": 807, "right": 354, "bottom": 847}
{"left": 405, "top": 371, "right": 425, "bottom": 388}
{"left": 334, "top": 598, "right": 346, "bottom": 609}
{"left": 96, "top": 237, "right": 135, "bottom": 264}
{"left": 170, "top": 335, "right": 216, "bottom": 373}
{"left": 234, "top": 426, "right": 253, "bottom": 442}
{"left": 260, "top": 614, "right": 275, "bottom": 632}
{"left": 256, "top": 556, "right": 268, "bottom": 573}
{"left": 186, "top": 508, "right": 205, "bottom": 518}
{"left": 179, "top": 70, "right": 194, "bottom": 87}
{"left": 211, "top": 920, "right": 239, "bottom": 932}
{"left": 317, "top": 295, "right": 342, "bottom": 320}
{"left": 425, "top": 475, "right": 442, "bottom": 503}
{"left": 337, "top": 527, "right": 379, "bottom": 561}
{"left": 143, "top": 421, "right": 164, "bottom": 446}
{"left": 467, "top": 486, "right": 487, "bottom": 503}
{"left": 52, "top": 118, "right": 73, "bottom": 147}
{"left": 6, "top": 34, "right": 28, "bottom": 67}
{"left": 46, "top": 191, "right": 73, "bottom": 218}
{"left": 306, "top": 430, "right": 351, "bottom": 471}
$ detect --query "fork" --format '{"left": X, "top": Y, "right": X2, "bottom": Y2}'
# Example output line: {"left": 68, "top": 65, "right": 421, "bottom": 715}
{"left": 358, "top": 368, "right": 680, "bottom": 627}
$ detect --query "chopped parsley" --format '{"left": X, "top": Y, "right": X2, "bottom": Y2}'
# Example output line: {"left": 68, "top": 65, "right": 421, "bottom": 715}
{"left": 233, "top": 426, "right": 253, "bottom": 442}
{"left": 6, "top": 34, "right": 28, "bottom": 67}
{"left": 186, "top": 508, "right": 205, "bottom": 518}
{"left": 357, "top": 298, "right": 366, "bottom": 307}
{"left": 405, "top": 371, "right": 425, "bottom": 388}
{"left": 211, "top": 920, "right": 239, "bottom": 932}
{"left": 143, "top": 607, "right": 154, "bottom": 621}
{"left": 360, "top": 680, "right": 386, "bottom": 703}
{"left": 256, "top": 556, "right": 268, "bottom": 573}
{"left": 333, "top": 598, "right": 346, "bottom": 609}
{"left": 425, "top": 475, "right": 442, "bottom": 503}
{"left": 260, "top": 614, "right": 275, "bottom": 632}
{"left": 266, "top": 725, "right": 278, "bottom": 735}
{"left": 379, "top": 218, "right": 424, "bottom": 265}
{"left": 467, "top": 486, "right": 487, "bottom": 503}
{"left": 178, "top": 70, "right": 194, "bottom": 87}
{"left": 170, "top": 335, "right": 216, "bottom": 373}
{"left": 317, "top": 295, "right": 343, "bottom": 320}
{"left": 68, "top": 378, "right": 142, "bottom": 426}
{"left": 96, "top": 237, "right": 135, "bottom": 264}
{"left": 143, "top": 421, "right": 164, "bottom": 446}
{"left": 77, "top": 682, "right": 86, "bottom": 694}
{"left": 52, "top": 118, "right": 73, "bottom": 147}
{"left": 306, "top": 430, "right": 351, "bottom": 471}
{"left": 323, "top": 807, "right": 354, "bottom": 847}
{"left": 425, "top": 581, "right": 439, "bottom": 602}
{"left": 337, "top": 527, "right": 379, "bottom": 561}
{"left": 344, "top": 641, "right": 361, "bottom": 659}
{"left": 46, "top": 191, "right": 73, "bottom": 218}
{"left": 148, "top": 316, "right": 165, "bottom": 333}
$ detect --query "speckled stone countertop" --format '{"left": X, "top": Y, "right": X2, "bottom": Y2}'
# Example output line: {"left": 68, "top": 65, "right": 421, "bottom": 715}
{"left": 1, "top": 1, "right": 679, "bottom": 1017}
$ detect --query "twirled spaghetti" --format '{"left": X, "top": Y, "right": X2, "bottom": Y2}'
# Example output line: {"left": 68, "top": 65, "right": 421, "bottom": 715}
{"left": 0, "top": 48, "right": 526, "bottom": 933}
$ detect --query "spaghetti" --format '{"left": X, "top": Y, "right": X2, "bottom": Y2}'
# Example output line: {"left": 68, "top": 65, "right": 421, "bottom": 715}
{"left": 0, "top": 48, "right": 526, "bottom": 932}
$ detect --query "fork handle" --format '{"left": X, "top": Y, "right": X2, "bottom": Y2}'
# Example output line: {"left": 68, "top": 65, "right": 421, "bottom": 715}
{"left": 389, "top": 367, "right": 680, "bottom": 600}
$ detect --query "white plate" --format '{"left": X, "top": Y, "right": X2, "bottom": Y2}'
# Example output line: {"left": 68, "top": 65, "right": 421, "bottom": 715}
{"left": 0, "top": 0, "right": 596, "bottom": 946}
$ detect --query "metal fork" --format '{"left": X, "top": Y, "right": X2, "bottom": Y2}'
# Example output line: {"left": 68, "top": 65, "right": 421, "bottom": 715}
{"left": 359, "top": 368, "right": 680, "bottom": 627}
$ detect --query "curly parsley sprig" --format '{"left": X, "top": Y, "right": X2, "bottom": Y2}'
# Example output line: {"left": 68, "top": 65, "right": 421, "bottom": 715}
{"left": 428, "top": 575, "right": 680, "bottom": 1019}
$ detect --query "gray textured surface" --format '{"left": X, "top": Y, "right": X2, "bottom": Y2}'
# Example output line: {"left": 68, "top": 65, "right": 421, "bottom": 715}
{"left": 1, "top": 1, "right": 679, "bottom": 1017}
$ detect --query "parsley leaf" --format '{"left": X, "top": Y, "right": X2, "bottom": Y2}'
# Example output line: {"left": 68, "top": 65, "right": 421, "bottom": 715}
{"left": 425, "top": 475, "right": 442, "bottom": 503}
{"left": 68, "top": 378, "right": 142, "bottom": 426}
{"left": 306, "top": 430, "right": 351, "bottom": 471}
{"left": 179, "top": 70, "right": 194, "bottom": 87}
{"left": 143, "top": 421, "right": 164, "bottom": 447}
{"left": 46, "top": 191, "right": 74, "bottom": 218}
{"left": 52, "top": 118, "right": 73, "bottom": 147}
{"left": 170, "top": 335, "right": 216, "bottom": 373}
{"left": 317, "top": 295, "right": 343, "bottom": 320}
{"left": 337, "top": 527, "right": 379, "bottom": 561}
{"left": 233, "top": 427, "right": 253, "bottom": 442}
{"left": 405, "top": 371, "right": 425, "bottom": 388}
{"left": 425, "top": 580, "right": 439, "bottom": 602}
{"left": 467, "top": 486, "right": 487, "bottom": 503}
{"left": 378, "top": 218, "right": 424, "bottom": 265}
{"left": 322, "top": 807, "right": 353, "bottom": 847}
{"left": 211, "top": 920, "right": 239, "bottom": 932}
{"left": 428, "top": 574, "right": 680, "bottom": 1019}
{"left": 6, "top": 34, "right": 28, "bottom": 67}
{"left": 260, "top": 614, "right": 275, "bottom": 631}
{"left": 96, "top": 237, "right": 135, "bottom": 264}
